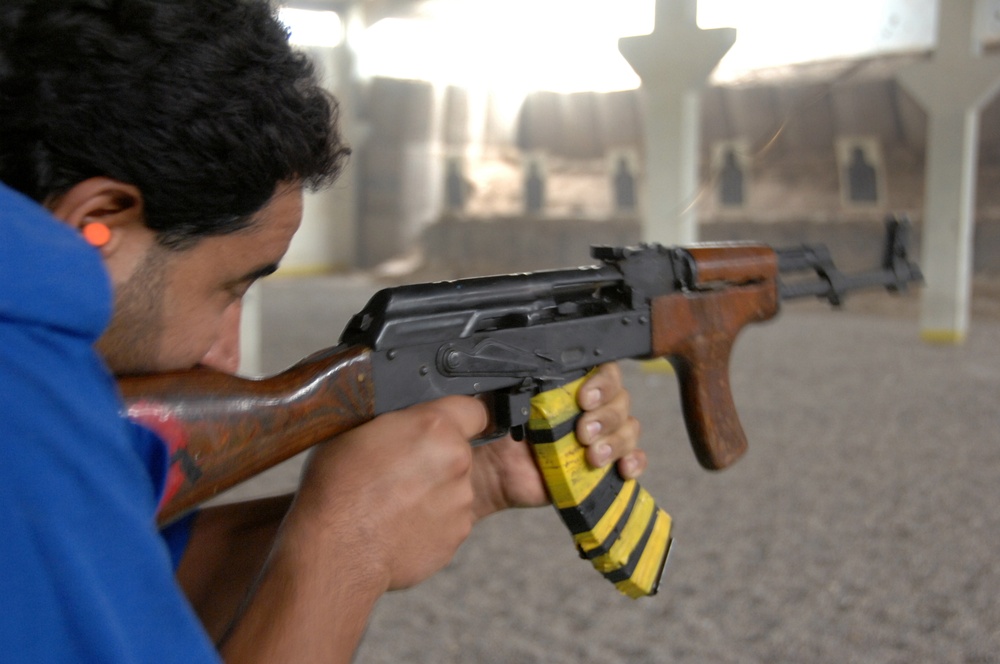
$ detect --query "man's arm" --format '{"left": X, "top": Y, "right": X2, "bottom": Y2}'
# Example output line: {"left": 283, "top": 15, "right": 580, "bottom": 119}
{"left": 217, "top": 395, "right": 484, "bottom": 662}
{"left": 179, "top": 397, "right": 482, "bottom": 659}
{"left": 176, "top": 496, "right": 292, "bottom": 642}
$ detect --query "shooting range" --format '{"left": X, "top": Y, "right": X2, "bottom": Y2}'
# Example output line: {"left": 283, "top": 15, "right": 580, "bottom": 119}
{"left": 227, "top": 0, "right": 1000, "bottom": 661}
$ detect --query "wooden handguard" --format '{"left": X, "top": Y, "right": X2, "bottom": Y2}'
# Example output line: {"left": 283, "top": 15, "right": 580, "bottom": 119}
{"left": 527, "top": 372, "right": 672, "bottom": 598}
{"left": 651, "top": 245, "right": 780, "bottom": 470}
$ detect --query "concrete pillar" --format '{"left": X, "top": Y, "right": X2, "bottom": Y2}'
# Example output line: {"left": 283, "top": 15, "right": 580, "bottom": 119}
{"left": 618, "top": 0, "right": 734, "bottom": 245}
{"left": 238, "top": 283, "right": 263, "bottom": 377}
{"left": 897, "top": 0, "right": 1000, "bottom": 344}
{"left": 282, "top": 11, "right": 363, "bottom": 274}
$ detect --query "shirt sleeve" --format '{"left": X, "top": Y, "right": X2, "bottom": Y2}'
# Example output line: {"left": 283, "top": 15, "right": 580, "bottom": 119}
{"left": 161, "top": 511, "right": 199, "bottom": 569}
{"left": 0, "top": 321, "right": 222, "bottom": 664}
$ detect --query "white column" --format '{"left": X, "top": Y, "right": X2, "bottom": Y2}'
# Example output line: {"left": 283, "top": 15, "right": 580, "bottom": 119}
{"left": 897, "top": 0, "right": 1000, "bottom": 344}
{"left": 238, "top": 283, "right": 263, "bottom": 377}
{"left": 618, "top": 0, "right": 734, "bottom": 245}
{"left": 283, "top": 24, "right": 362, "bottom": 274}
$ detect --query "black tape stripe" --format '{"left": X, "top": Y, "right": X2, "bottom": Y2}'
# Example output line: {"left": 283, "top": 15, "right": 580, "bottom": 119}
{"left": 602, "top": 504, "right": 660, "bottom": 584}
{"left": 576, "top": 478, "right": 640, "bottom": 560}
{"left": 526, "top": 411, "right": 579, "bottom": 444}
{"left": 555, "top": 468, "right": 624, "bottom": 535}
{"left": 647, "top": 535, "right": 672, "bottom": 596}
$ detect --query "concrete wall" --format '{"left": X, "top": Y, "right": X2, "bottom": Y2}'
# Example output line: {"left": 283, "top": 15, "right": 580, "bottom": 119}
{"left": 354, "top": 54, "right": 1000, "bottom": 274}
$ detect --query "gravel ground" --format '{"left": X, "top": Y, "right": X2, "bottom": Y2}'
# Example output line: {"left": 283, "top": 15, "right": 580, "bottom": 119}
{"left": 226, "top": 273, "right": 1000, "bottom": 664}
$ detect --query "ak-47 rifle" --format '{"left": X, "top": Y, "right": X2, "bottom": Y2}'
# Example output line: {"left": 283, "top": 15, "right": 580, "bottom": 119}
{"left": 119, "top": 217, "right": 921, "bottom": 599}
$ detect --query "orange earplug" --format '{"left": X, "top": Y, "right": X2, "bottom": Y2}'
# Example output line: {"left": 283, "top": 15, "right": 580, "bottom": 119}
{"left": 82, "top": 222, "right": 112, "bottom": 248}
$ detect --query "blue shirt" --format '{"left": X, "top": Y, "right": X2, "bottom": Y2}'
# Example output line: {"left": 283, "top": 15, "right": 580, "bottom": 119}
{"left": 0, "top": 183, "right": 220, "bottom": 662}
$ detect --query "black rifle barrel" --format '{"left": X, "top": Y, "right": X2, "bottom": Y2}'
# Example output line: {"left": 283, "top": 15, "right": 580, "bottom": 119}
{"left": 773, "top": 217, "right": 922, "bottom": 304}
{"left": 778, "top": 269, "right": 906, "bottom": 301}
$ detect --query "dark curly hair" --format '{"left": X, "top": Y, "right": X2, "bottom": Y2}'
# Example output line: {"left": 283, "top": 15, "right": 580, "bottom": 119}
{"left": 0, "top": 0, "right": 350, "bottom": 248}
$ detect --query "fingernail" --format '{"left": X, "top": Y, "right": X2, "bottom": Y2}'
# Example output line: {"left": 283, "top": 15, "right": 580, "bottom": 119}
{"left": 621, "top": 457, "right": 638, "bottom": 478}
{"left": 586, "top": 420, "right": 602, "bottom": 438}
{"left": 593, "top": 443, "right": 611, "bottom": 467}
{"left": 583, "top": 388, "right": 600, "bottom": 409}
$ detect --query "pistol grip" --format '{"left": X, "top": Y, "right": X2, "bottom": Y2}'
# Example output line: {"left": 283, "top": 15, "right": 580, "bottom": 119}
{"left": 527, "top": 372, "right": 672, "bottom": 599}
{"left": 651, "top": 283, "right": 779, "bottom": 470}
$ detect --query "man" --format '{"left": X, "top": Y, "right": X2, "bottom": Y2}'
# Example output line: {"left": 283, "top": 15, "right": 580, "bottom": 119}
{"left": 0, "top": 1, "right": 646, "bottom": 661}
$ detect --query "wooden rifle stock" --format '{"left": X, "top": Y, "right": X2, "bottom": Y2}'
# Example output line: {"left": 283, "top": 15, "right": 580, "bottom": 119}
{"left": 120, "top": 345, "right": 374, "bottom": 524}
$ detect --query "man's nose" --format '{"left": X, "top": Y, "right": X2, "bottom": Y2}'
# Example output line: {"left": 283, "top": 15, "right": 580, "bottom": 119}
{"left": 199, "top": 301, "right": 242, "bottom": 374}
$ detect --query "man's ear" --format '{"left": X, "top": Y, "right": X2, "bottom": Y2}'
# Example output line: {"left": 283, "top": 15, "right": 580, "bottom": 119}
{"left": 48, "top": 177, "right": 146, "bottom": 257}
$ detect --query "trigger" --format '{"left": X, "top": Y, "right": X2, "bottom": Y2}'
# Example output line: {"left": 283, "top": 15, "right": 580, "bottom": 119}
{"left": 493, "top": 385, "right": 534, "bottom": 433}
{"left": 472, "top": 383, "right": 534, "bottom": 445}
{"left": 469, "top": 423, "right": 525, "bottom": 446}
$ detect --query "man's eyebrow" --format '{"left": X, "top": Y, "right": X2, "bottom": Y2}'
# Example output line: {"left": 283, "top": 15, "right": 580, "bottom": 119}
{"left": 230, "top": 262, "right": 280, "bottom": 286}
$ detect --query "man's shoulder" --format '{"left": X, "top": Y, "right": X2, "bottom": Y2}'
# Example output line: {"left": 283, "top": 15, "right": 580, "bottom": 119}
{"left": 0, "top": 183, "right": 112, "bottom": 338}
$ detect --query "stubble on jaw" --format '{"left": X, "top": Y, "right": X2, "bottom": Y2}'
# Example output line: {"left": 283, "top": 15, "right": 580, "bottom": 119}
{"left": 94, "top": 243, "right": 169, "bottom": 376}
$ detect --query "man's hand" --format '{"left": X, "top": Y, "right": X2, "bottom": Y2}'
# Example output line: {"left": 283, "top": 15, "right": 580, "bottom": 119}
{"left": 470, "top": 362, "right": 644, "bottom": 520}
{"left": 221, "top": 396, "right": 488, "bottom": 662}
{"left": 291, "top": 395, "right": 487, "bottom": 591}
